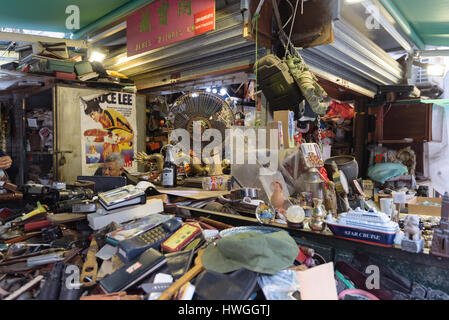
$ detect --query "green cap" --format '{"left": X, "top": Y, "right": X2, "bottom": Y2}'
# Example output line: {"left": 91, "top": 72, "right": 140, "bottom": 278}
{"left": 202, "top": 230, "right": 299, "bottom": 275}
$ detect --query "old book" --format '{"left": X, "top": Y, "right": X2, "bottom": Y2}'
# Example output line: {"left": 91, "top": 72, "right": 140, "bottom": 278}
{"left": 100, "top": 248, "right": 166, "bottom": 293}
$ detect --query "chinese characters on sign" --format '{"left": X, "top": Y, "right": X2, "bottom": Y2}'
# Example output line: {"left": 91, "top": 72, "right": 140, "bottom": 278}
{"left": 140, "top": 9, "right": 151, "bottom": 32}
{"left": 158, "top": 1, "right": 169, "bottom": 25}
{"left": 178, "top": 0, "right": 192, "bottom": 16}
{"left": 127, "top": 0, "right": 215, "bottom": 57}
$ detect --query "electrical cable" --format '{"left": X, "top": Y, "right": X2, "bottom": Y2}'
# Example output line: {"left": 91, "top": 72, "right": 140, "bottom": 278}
{"left": 282, "top": 0, "right": 295, "bottom": 30}
{"left": 272, "top": 0, "right": 300, "bottom": 59}
{"left": 338, "top": 289, "right": 380, "bottom": 300}
{"left": 312, "top": 252, "right": 327, "bottom": 265}
{"left": 252, "top": 12, "right": 260, "bottom": 113}
{"left": 284, "top": 0, "right": 300, "bottom": 59}
{"left": 384, "top": 103, "right": 393, "bottom": 117}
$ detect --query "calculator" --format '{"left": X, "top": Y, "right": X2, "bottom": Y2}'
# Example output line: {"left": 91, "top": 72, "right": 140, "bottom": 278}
{"left": 118, "top": 218, "right": 182, "bottom": 261}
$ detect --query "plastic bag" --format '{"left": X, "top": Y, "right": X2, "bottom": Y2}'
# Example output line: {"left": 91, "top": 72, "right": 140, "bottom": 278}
{"left": 367, "top": 163, "right": 408, "bottom": 184}
{"left": 326, "top": 101, "right": 355, "bottom": 120}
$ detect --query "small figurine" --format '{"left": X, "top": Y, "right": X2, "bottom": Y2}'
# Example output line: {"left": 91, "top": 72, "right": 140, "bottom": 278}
{"left": 397, "top": 147, "right": 416, "bottom": 176}
{"left": 324, "top": 181, "right": 338, "bottom": 216}
{"left": 270, "top": 182, "right": 286, "bottom": 213}
{"left": 430, "top": 192, "right": 449, "bottom": 258}
{"left": 205, "top": 147, "right": 223, "bottom": 176}
{"left": 331, "top": 161, "right": 351, "bottom": 212}
{"left": 404, "top": 215, "right": 422, "bottom": 241}
{"left": 401, "top": 214, "right": 424, "bottom": 253}
{"left": 299, "top": 192, "right": 313, "bottom": 207}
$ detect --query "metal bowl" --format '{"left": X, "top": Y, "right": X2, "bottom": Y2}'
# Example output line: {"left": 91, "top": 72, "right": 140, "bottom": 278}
{"left": 324, "top": 155, "right": 359, "bottom": 183}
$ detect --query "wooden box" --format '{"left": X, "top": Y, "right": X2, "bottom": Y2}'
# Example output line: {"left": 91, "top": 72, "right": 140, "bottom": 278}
{"left": 407, "top": 196, "right": 442, "bottom": 217}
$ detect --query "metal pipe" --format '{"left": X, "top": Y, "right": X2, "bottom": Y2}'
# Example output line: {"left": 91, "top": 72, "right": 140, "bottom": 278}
{"left": 71, "top": 0, "right": 156, "bottom": 40}
{"left": 378, "top": 0, "right": 425, "bottom": 50}
{"left": 88, "top": 21, "right": 127, "bottom": 45}
{"left": 419, "top": 49, "right": 449, "bottom": 57}
{"left": 52, "top": 86, "right": 58, "bottom": 181}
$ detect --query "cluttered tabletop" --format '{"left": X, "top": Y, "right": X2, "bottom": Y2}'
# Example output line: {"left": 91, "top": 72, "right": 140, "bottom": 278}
{"left": 1, "top": 143, "right": 449, "bottom": 300}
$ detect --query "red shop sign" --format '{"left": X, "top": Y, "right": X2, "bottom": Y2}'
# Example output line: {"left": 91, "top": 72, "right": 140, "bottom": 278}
{"left": 126, "top": 0, "right": 215, "bottom": 57}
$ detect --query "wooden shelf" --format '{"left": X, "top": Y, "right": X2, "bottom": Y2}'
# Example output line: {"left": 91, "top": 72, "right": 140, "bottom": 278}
{"left": 26, "top": 151, "right": 53, "bottom": 155}
{"left": 378, "top": 139, "right": 415, "bottom": 144}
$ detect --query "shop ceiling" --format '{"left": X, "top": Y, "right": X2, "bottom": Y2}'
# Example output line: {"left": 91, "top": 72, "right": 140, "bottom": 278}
{"left": 86, "top": 0, "right": 407, "bottom": 97}
{"left": 0, "top": 0, "right": 132, "bottom": 34}
{"left": 1, "top": 0, "right": 447, "bottom": 47}
{"left": 1, "top": 0, "right": 449, "bottom": 96}
{"left": 378, "top": 0, "right": 449, "bottom": 48}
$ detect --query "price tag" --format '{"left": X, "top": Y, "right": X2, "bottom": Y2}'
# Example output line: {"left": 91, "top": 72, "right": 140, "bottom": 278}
{"left": 392, "top": 191, "right": 406, "bottom": 204}
{"left": 27, "top": 118, "right": 38, "bottom": 128}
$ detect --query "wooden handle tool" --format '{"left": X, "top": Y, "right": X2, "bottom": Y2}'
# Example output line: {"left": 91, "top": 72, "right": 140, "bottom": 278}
{"left": 158, "top": 248, "right": 205, "bottom": 300}
{"left": 199, "top": 217, "right": 233, "bottom": 230}
{"left": 80, "top": 291, "right": 142, "bottom": 300}
{"left": 80, "top": 237, "right": 99, "bottom": 287}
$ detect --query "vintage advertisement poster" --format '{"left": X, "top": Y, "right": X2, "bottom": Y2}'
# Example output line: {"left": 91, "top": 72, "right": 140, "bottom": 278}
{"left": 80, "top": 92, "right": 137, "bottom": 175}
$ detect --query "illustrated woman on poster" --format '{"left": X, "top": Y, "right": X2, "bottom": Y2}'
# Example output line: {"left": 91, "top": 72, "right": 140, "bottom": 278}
{"left": 82, "top": 98, "right": 134, "bottom": 161}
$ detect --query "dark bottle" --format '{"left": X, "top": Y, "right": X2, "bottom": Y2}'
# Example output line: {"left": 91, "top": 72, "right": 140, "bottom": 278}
{"left": 162, "top": 145, "right": 177, "bottom": 188}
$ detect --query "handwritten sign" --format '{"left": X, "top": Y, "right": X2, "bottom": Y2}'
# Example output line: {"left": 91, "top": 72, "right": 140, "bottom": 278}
{"left": 392, "top": 191, "right": 406, "bottom": 204}
{"left": 126, "top": 0, "right": 215, "bottom": 57}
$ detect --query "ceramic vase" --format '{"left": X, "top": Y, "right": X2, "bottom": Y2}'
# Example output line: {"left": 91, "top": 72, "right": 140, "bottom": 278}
{"left": 270, "top": 182, "right": 285, "bottom": 212}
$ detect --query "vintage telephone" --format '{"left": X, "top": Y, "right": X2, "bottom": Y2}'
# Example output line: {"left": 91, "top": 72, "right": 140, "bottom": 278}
{"left": 118, "top": 218, "right": 182, "bottom": 262}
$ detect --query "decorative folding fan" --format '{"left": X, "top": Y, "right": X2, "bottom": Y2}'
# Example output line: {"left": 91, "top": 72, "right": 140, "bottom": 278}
{"left": 166, "top": 91, "right": 235, "bottom": 151}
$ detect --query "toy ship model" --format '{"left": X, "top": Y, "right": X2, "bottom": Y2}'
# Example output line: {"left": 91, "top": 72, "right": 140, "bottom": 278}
{"left": 326, "top": 207, "right": 399, "bottom": 247}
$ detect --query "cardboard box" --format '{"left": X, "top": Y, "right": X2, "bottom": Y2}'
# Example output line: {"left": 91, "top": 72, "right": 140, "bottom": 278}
{"left": 88, "top": 199, "right": 164, "bottom": 230}
{"left": 406, "top": 196, "right": 442, "bottom": 217}
{"left": 273, "top": 110, "right": 295, "bottom": 149}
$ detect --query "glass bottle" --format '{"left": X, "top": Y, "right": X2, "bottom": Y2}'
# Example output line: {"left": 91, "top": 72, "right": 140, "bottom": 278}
{"left": 162, "top": 145, "right": 177, "bottom": 188}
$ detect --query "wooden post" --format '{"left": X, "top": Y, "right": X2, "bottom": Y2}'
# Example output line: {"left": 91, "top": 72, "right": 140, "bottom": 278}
{"left": 354, "top": 97, "right": 368, "bottom": 178}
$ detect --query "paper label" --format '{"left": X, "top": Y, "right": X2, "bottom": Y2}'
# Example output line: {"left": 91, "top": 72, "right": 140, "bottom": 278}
{"left": 393, "top": 192, "right": 406, "bottom": 204}
{"left": 301, "top": 143, "right": 324, "bottom": 168}
{"left": 126, "top": 262, "right": 142, "bottom": 274}
{"left": 162, "top": 168, "right": 174, "bottom": 186}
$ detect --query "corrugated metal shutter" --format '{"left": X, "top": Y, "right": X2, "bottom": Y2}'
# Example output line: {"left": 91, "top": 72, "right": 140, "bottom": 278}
{"left": 301, "top": 19, "right": 404, "bottom": 98}
{"left": 103, "top": 0, "right": 265, "bottom": 92}
{"left": 101, "top": 1, "right": 404, "bottom": 97}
